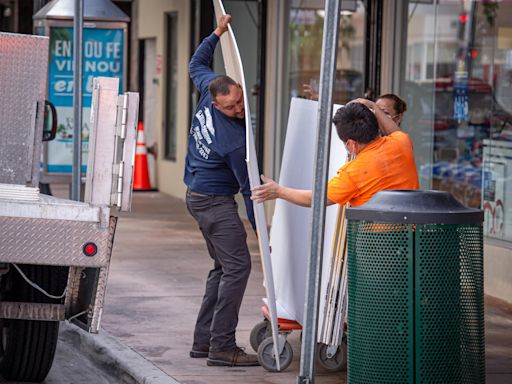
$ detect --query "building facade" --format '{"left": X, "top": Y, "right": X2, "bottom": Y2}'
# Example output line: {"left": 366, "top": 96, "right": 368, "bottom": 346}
{"left": 131, "top": 0, "right": 511, "bottom": 302}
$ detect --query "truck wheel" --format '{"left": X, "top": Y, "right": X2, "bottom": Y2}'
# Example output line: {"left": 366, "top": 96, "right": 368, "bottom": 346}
{"left": 0, "top": 264, "right": 67, "bottom": 382}
{"left": 0, "top": 318, "right": 60, "bottom": 382}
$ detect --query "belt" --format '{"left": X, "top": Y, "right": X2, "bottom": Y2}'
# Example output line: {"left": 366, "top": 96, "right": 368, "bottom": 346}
{"left": 187, "top": 189, "right": 234, "bottom": 199}
{"left": 187, "top": 189, "right": 210, "bottom": 197}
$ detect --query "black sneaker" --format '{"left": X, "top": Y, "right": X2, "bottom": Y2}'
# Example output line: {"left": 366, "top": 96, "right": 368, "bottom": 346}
{"left": 190, "top": 343, "right": 210, "bottom": 358}
{"left": 207, "top": 346, "right": 260, "bottom": 367}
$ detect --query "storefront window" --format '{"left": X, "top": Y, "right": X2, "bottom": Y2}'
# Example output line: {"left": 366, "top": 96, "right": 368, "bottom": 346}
{"left": 279, "top": 0, "right": 366, "bottom": 155}
{"left": 402, "top": 1, "right": 512, "bottom": 242}
{"left": 287, "top": 1, "right": 365, "bottom": 103}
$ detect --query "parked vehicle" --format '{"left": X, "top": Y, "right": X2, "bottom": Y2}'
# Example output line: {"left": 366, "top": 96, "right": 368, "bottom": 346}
{"left": 0, "top": 32, "right": 139, "bottom": 382}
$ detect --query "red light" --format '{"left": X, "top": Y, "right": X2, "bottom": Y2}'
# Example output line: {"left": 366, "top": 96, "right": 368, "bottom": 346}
{"left": 459, "top": 14, "right": 468, "bottom": 23}
{"left": 83, "top": 242, "right": 98, "bottom": 257}
{"left": 471, "top": 50, "right": 477, "bottom": 58}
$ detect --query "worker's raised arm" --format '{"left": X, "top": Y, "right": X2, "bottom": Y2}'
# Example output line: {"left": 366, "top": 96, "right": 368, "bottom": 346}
{"left": 214, "top": 14, "right": 231, "bottom": 37}
{"left": 349, "top": 98, "right": 400, "bottom": 136}
{"left": 189, "top": 15, "right": 232, "bottom": 94}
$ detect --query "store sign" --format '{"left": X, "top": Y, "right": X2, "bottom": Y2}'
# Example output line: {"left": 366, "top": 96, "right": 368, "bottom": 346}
{"left": 47, "top": 27, "right": 124, "bottom": 173}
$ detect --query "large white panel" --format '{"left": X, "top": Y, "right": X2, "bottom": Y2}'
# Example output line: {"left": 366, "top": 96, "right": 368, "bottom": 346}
{"left": 269, "top": 97, "right": 347, "bottom": 326}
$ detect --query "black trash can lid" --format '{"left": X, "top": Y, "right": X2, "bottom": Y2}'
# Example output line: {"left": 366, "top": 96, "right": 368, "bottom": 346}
{"left": 346, "top": 190, "right": 483, "bottom": 224}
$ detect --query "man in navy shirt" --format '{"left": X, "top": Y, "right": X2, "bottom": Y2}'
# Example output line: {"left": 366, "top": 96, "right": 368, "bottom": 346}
{"left": 184, "top": 15, "right": 259, "bottom": 367}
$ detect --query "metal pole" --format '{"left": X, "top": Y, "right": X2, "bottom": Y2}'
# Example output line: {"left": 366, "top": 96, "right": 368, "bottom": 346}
{"left": 296, "top": 0, "right": 341, "bottom": 383}
{"left": 71, "top": 0, "right": 83, "bottom": 201}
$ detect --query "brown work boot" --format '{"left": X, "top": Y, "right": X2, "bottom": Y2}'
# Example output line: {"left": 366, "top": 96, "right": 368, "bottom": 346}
{"left": 190, "top": 343, "right": 210, "bottom": 358}
{"left": 207, "top": 346, "right": 260, "bottom": 367}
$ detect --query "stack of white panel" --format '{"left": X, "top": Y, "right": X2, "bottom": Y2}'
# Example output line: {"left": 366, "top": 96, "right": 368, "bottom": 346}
{"left": 318, "top": 204, "right": 350, "bottom": 346}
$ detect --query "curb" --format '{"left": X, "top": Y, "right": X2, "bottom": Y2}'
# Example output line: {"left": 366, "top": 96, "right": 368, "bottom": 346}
{"left": 59, "top": 322, "right": 180, "bottom": 384}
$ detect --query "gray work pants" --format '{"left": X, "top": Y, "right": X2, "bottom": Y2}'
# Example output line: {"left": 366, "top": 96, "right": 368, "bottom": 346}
{"left": 186, "top": 190, "right": 251, "bottom": 352}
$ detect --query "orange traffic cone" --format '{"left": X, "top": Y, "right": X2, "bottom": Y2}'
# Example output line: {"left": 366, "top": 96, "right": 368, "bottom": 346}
{"left": 133, "top": 121, "right": 151, "bottom": 191}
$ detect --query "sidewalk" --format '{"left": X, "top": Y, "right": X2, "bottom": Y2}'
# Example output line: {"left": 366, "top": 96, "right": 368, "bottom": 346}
{"left": 101, "top": 191, "right": 512, "bottom": 384}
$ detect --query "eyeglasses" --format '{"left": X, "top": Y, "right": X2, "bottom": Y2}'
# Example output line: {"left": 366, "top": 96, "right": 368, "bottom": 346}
{"left": 375, "top": 106, "right": 401, "bottom": 120}
{"left": 385, "top": 113, "right": 401, "bottom": 120}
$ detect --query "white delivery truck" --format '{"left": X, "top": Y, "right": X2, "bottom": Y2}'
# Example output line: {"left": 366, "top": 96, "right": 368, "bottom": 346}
{"left": 0, "top": 32, "right": 139, "bottom": 382}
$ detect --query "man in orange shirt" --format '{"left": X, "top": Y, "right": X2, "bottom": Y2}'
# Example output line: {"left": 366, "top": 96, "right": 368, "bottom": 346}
{"left": 251, "top": 98, "right": 419, "bottom": 207}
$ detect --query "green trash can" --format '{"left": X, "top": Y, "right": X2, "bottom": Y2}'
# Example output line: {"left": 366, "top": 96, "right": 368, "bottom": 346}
{"left": 346, "top": 190, "right": 484, "bottom": 384}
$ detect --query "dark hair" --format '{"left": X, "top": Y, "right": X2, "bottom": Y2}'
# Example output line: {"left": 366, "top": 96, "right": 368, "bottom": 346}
{"left": 332, "top": 103, "right": 379, "bottom": 144}
{"left": 209, "top": 75, "right": 237, "bottom": 99}
{"left": 377, "top": 93, "right": 407, "bottom": 114}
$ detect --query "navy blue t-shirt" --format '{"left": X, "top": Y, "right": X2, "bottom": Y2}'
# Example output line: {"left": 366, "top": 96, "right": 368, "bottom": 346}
{"left": 184, "top": 33, "right": 255, "bottom": 229}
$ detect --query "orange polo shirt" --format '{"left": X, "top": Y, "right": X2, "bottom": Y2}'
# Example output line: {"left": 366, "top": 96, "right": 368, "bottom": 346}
{"left": 327, "top": 131, "right": 419, "bottom": 206}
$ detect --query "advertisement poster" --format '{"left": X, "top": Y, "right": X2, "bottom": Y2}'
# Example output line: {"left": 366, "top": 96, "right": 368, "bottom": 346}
{"left": 483, "top": 162, "right": 505, "bottom": 239}
{"left": 453, "top": 59, "right": 469, "bottom": 123}
{"left": 47, "top": 27, "right": 124, "bottom": 173}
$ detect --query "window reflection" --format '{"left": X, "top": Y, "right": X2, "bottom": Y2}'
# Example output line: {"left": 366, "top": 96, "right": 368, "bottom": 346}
{"left": 403, "top": 1, "right": 512, "bottom": 241}
{"left": 287, "top": 2, "right": 365, "bottom": 105}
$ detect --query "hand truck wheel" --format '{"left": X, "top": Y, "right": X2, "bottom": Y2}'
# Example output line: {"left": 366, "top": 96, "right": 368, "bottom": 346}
{"left": 250, "top": 319, "right": 270, "bottom": 352}
{"left": 257, "top": 336, "right": 293, "bottom": 372}
{"left": 316, "top": 339, "right": 347, "bottom": 372}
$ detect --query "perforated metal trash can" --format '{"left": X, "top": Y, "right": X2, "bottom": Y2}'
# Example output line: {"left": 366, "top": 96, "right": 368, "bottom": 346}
{"left": 346, "top": 190, "right": 485, "bottom": 384}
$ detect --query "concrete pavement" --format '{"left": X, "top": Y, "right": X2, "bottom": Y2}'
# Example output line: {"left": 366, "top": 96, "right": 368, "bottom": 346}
{"left": 102, "top": 191, "right": 343, "bottom": 383}
{"left": 97, "top": 191, "right": 511, "bottom": 383}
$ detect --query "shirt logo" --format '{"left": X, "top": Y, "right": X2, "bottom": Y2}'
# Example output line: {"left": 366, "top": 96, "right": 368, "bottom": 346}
{"left": 192, "top": 107, "right": 215, "bottom": 160}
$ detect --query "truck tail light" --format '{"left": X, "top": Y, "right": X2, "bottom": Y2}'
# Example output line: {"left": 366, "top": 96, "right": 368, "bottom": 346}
{"left": 83, "top": 242, "right": 98, "bottom": 257}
